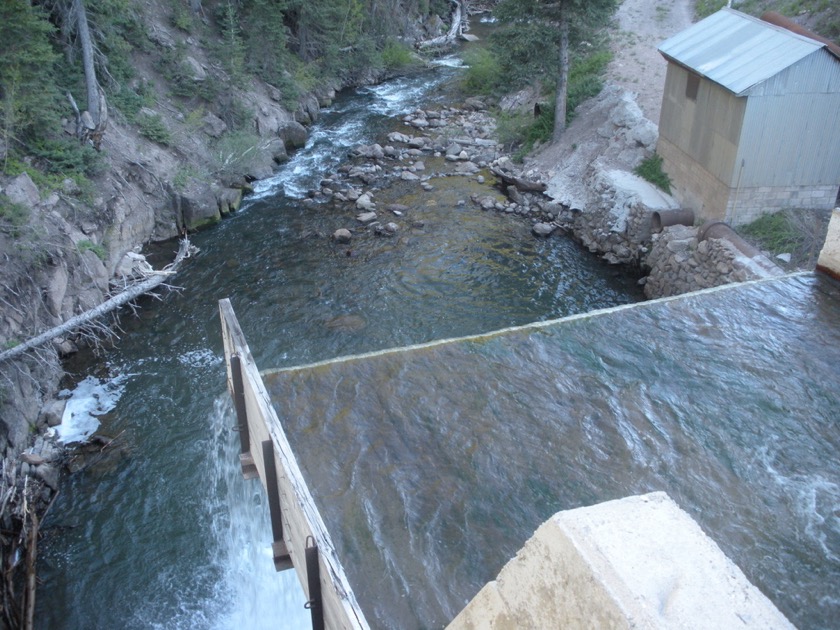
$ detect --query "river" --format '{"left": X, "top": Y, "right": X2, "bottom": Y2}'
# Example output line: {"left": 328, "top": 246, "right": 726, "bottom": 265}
{"left": 35, "top": 60, "right": 646, "bottom": 628}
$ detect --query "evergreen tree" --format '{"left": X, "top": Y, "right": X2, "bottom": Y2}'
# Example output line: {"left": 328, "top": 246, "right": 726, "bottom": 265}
{"left": 0, "top": 1, "right": 59, "bottom": 163}
{"left": 495, "top": 0, "right": 618, "bottom": 139}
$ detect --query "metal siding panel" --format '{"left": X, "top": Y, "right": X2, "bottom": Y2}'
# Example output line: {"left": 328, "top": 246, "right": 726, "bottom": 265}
{"left": 744, "top": 51, "right": 840, "bottom": 96}
{"left": 739, "top": 94, "right": 840, "bottom": 186}
{"left": 658, "top": 8, "right": 826, "bottom": 94}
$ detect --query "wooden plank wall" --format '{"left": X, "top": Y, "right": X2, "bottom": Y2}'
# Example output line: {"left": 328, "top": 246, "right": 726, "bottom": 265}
{"left": 219, "top": 299, "right": 369, "bottom": 629}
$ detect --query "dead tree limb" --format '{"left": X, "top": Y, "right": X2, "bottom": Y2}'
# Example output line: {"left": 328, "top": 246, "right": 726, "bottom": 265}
{"left": 0, "top": 239, "right": 195, "bottom": 365}
{"left": 490, "top": 167, "right": 547, "bottom": 193}
{"left": 417, "top": 0, "right": 464, "bottom": 49}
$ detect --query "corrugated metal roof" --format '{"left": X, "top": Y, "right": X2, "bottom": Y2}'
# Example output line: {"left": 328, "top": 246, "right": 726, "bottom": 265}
{"left": 658, "top": 8, "right": 827, "bottom": 95}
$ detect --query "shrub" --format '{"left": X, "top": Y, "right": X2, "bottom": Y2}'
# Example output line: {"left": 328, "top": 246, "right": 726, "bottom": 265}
{"left": 462, "top": 48, "right": 503, "bottom": 95}
{"left": 634, "top": 154, "right": 672, "bottom": 194}
{"left": 0, "top": 195, "right": 30, "bottom": 236}
{"left": 381, "top": 40, "right": 415, "bottom": 70}
{"left": 212, "top": 130, "right": 265, "bottom": 183}
{"left": 77, "top": 239, "right": 107, "bottom": 261}
{"left": 137, "top": 112, "right": 172, "bottom": 145}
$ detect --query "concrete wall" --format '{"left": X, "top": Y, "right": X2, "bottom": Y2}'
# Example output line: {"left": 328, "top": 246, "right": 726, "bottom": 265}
{"left": 447, "top": 492, "right": 794, "bottom": 630}
{"left": 818, "top": 208, "right": 840, "bottom": 278}
{"left": 726, "top": 184, "right": 839, "bottom": 225}
{"left": 657, "top": 136, "right": 732, "bottom": 222}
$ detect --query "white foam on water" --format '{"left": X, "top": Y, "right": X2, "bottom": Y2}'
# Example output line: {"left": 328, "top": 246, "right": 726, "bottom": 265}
{"left": 177, "top": 348, "right": 222, "bottom": 369}
{"left": 53, "top": 374, "right": 130, "bottom": 444}
{"left": 207, "top": 397, "right": 311, "bottom": 630}
{"left": 760, "top": 446, "right": 840, "bottom": 563}
{"left": 431, "top": 54, "right": 466, "bottom": 68}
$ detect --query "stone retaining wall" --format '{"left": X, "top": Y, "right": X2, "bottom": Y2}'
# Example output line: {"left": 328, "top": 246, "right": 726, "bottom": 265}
{"left": 642, "top": 224, "right": 782, "bottom": 299}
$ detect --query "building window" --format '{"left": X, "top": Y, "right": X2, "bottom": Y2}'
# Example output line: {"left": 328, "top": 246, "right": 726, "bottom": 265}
{"left": 686, "top": 72, "right": 700, "bottom": 101}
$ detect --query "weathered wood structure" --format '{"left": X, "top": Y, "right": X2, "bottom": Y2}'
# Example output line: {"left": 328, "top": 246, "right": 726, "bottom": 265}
{"left": 657, "top": 8, "right": 840, "bottom": 225}
{"left": 219, "top": 299, "right": 368, "bottom": 629}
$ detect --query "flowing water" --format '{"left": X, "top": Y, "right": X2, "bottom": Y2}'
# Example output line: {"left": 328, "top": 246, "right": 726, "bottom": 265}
{"left": 263, "top": 273, "right": 840, "bottom": 629}
{"left": 36, "top": 63, "right": 646, "bottom": 628}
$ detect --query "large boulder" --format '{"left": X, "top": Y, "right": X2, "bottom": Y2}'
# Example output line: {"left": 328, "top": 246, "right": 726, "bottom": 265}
{"left": 278, "top": 121, "right": 308, "bottom": 150}
{"left": 5, "top": 173, "right": 40, "bottom": 206}
{"left": 175, "top": 185, "right": 221, "bottom": 231}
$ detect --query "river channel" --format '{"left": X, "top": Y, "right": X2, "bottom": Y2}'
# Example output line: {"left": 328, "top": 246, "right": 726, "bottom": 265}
{"left": 35, "top": 61, "right": 646, "bottom": 628}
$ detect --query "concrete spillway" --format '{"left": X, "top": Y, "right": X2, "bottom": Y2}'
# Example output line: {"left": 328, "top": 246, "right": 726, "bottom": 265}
{"left": 222, "top": 270, "right": 840, "bottom": 629}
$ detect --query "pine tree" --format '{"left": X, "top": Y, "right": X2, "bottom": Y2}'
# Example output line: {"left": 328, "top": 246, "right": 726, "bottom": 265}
{"left": 495, "top": 0, "right": 618, "bottom": 139}
{"left": 0, "top": 1, "right": 59, "bottom": 163}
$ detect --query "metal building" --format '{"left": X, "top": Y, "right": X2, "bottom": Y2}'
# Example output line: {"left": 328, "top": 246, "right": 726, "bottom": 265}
{"left": 657, "top": 8, "right": 840, "bottom": 225}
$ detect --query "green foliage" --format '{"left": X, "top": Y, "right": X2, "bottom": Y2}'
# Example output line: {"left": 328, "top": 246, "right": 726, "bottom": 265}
{"left": 566, "top": 49, "right": 612, "bottom": 122}
{"left": 462, "top": 48, "right": 504, "bottom": 95}
{"left": 240, "top": 0, "right": 293, "bottom": 87}
{"left": 634, "top": 154, "right": 672, "bottom": 194}
{"left": 492, "top": 45, "right": 612, "bottom": 160}
{"left": 737, "top": 208, "right": 832, "bottom": 270}
{"left": 0, "top": 1, "right": 59, "bottom": 154}
{"left": 172, "top": 164, "right": 204, "bottom": 191}
{"left": 27, "top": 136, "right": 103, "bottom": 177}
{"left": 0, "top": 194, "right": 31, "bottom": 236}
{"left": 695, "top": 0, "right": 727, "bottom": 18}
{"left": 137, "top": 113, "right": 172, "bottom": 145}
{"left": 381, "top": 40, "right": 416, "bottom": 70}
{"left": 171, "top": 1, "right": 194, "bottom": 32}
{"left": 110, "top": 81, "right": 156, "bottom": 120}
{"left": 4, "top": 156, "right": 95, "bottom": 201}
{"left": 212, "top": 130, "right": 266, "bottom": 183}
{"left": 77, "top": 239, "right": 107, "bottom": 261}
{"left": 219, "top": 2, "right": 247, "bottom": 86}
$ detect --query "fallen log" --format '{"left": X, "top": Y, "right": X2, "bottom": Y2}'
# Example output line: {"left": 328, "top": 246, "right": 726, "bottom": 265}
{"left": 490, "top": 167, "right": 548, "bottom": 193}
{"left": 0, "top": 239, "right": 195, "bottom": 364}
{"left": 417, "top": 0, "right": 463, "bottom": 49}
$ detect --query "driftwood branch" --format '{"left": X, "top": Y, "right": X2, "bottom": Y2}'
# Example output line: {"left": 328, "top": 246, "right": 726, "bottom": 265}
{"left": 417, "top": 0, "right": 464, "bottom": 49}
{"left": 490, "top": 167, "right": 547, "bottom": 193}
{"left": 0, "top": 239, "right": 195, "bottom": 364}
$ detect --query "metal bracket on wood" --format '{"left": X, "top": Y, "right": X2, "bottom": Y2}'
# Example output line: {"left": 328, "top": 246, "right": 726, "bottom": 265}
{"left": 262, "top": 439, "right": 293, "bottom": 571}
{"left": 304, "top": 536, "right": 324, "bottom": 630}
{"left": 230, "top": 354, "right": 258, "bottom": 479}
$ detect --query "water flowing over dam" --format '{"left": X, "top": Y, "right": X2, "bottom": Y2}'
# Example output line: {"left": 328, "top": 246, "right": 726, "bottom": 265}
{"left": 34, "top": 50, "right": 839, "bottom": 629}
{"left": 35, "top": 62, "right": 646, "bottom": 628}
{"left": 257, "top": 273, "right": 840, "bottom": 629}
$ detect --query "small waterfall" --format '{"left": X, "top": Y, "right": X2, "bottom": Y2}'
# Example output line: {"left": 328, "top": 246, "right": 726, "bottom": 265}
{"left": 205, "top": 397, "right": 310, "bottom": 629}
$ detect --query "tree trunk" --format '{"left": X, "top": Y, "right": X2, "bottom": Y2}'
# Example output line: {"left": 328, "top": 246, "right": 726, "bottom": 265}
{"left": 74, "top": 0, "right": 99, "bottom": 125}
{"left": 552, "top": 4, "right": 569, "bottom": 142}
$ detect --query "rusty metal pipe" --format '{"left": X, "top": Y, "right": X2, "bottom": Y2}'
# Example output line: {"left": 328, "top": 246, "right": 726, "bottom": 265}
{"left": 651, "top": 209, "right": 695, "bottom": 232}
{"left": 697, "top": 221, "right": 763, "bottom": 259}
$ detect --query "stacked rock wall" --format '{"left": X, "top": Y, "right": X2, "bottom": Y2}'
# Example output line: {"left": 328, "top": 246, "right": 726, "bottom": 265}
{"left": 642, "top": 225, "right": 783, "bottom": 299}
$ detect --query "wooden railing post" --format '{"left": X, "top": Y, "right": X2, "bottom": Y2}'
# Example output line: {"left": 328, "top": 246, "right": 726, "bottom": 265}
{"left": 262, "top": 439, "right": 293, "bottom": 571}
{"left": 230, "top": 354, "right": 258, "bottom": 479}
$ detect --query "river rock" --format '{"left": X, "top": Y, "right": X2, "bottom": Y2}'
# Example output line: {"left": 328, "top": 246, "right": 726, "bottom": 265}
{"left": 388, "top": 132, "right": 411, "bottom": 144}
{"left": 464, "top": 97, "right": 485, "bottom": 111}
{"left": 356, "top": 211, "right": 377, "bottom": 223}
{"left": 333, "top": 228, "right": 352, "bottom": 243}
{"left": 400, "top": 171, "right": 420, "bottom": 181}
{"left": 38, "top": 399, "right": 67, "bottom": 428}
{"left": 278, "top": 120, "right": 308, "bottom": 150}
{"left": 217, "top": 188, "right": 243, "bottom": 215}
{"left": 356, "top": 193, "right": 375, "bottom": 210}
{"left": 201, "top": 112, "right": 227, "bottom": 138}
{"left": 355, "top": 144, "right": 385, "bottom": 159}
{"left": 532, "top": 223, "right": 557, "bottom": 237}
{"left": 34, "top": 463, "right": 59, "bottom": 491}
{"left": 386, "top": 204, "right": 408, "bottom": 214}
